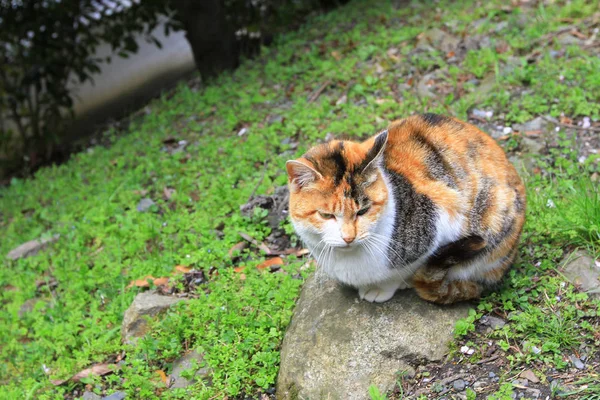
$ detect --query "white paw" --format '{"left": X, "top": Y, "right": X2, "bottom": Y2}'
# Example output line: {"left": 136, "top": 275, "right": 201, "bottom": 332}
{"left": 396, "top": 279, "right": 413, "bottom": 290}
{"left": 358, "top": 285, "right": 397, "bottom": 303}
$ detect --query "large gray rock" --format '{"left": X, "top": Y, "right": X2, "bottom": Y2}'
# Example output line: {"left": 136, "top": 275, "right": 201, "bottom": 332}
{"left": 6, "top": 234, "right": 60, "bottom": 260}
{"left": 121, "top": 291, "right": 186, "bottom": 344}
{"left": 170, "top": 349, "right": 211, "bottom": 389}
{"left": 276, "top": 274, "right": 472, "bottom": 400}
{"left": 562, "top": 250, "right": 600, "bottom": 298}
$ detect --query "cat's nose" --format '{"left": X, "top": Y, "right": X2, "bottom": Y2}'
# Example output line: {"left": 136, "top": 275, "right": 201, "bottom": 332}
{"left": 343, "top": 236, "right": 355, "bottom": 244}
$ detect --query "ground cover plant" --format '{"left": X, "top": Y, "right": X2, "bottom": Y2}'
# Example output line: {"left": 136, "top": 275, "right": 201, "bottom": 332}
{"left": 1, "top": 0, "right": 599, "bottom": 399}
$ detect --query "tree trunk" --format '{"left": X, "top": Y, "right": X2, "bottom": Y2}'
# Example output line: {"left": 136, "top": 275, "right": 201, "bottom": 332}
{"left": 172, "top": 0, "right": 239, "bottom": 81}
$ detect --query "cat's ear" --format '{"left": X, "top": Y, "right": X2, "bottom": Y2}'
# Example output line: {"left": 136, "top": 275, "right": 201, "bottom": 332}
{"left": 286, "top": 160, "right": 322, "bottom": 192}
{"left": 360, "top": 130, "right": 388, "bottom": 179}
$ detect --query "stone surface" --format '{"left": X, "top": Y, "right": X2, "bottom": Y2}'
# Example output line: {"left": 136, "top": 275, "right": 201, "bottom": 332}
{"left": 520, "top": 137, "right": 544, "bottom": 155}
{"left": 136, "top": 198, "right": 156, "bottom": 212}
{"left": 562, "top": 250, "right": 600, "bottom": 297}
{"left": 556, "top": 33, "right": 582, "bottom": 46}
{"left": 276, "top": 274, "right": 471, "bottom": 400}
{"left": 81, "top": 392, "right": 101, "bottom": 400}
{"left": 7, "top": 234, "right": 60, "bottom": 260}
{"left": 102, "top": 392, "right": 126, "bottom": 400}
{"left": 121, "top": 290, "right": 186, "bottom": 344}
{"left": 482, "top": 315, "right": 506, "bottom": 330}
{"left": 471, "top": 74, "right": 496, "bottom": 98}
{"left": 513, "top": 117, "right": 548, "bottom": 133}
{"left": 453, "top": 379, "right": 466, "bottom": 391}
{"left": 520, "top": 369, "right": 540, "bottom": 383}
{"left": 170, "top": 349, "right": 211, "bottom": 389}
{"left": 569, "top": 354, "right": 585, "bottom": 370}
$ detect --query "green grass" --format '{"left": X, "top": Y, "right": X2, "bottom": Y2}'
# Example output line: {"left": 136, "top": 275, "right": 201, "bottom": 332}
{"left": 1, "top": 0, "right": 600, "bottom": 398}
{"left": 449, "top": 141, "right": 600, "bottom": 397}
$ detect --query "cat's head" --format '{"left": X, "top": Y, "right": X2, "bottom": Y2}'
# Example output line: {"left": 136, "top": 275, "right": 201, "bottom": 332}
{"left": 286, "top": 131, "right": 389, "bottom": 250}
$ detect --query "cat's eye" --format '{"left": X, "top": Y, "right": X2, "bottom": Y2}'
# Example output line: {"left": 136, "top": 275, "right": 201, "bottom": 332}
{"left": 357, "top": 206, "right": 371, "bottom": 216}
{"left": 318, "top": 211, "right": 335, "bottom": 219}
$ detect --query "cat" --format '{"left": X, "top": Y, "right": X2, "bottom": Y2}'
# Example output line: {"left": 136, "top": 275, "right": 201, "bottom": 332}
{"left": 286, "top": 113, "right": 525, "bottom": 304}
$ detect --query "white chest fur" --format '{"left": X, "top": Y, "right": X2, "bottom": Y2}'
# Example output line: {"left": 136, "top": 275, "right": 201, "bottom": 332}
{"left": 292, "top": 168, "right": 465, "bottom": 290}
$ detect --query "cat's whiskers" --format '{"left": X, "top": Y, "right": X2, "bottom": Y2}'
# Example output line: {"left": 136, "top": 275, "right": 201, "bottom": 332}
{"left": 366, "top": 233, "right": 408, "bottom": 265}
{"left": 369, "top": 231, "right": 419, "bottom": 257}
{"left": 363, "top": 237, "right": 411, "bottom": 288}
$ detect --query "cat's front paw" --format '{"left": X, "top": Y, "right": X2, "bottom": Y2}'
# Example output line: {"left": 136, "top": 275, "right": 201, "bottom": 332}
{"left": 358, "top": 285, "right": 397, "bottom": 303}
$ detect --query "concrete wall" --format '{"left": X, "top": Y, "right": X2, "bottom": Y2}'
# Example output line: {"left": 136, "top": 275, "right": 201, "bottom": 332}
{"left": 67, "top": 21, "right": 196, "bottom": 136}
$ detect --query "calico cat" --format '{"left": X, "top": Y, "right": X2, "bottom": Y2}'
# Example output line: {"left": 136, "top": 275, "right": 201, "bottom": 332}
{"left": 286, "top": 113, "right": 525, "bottom": 304}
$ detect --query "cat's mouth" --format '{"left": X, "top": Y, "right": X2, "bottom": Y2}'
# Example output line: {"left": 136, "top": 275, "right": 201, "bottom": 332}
{"left": 334, "top": 245, "right": 357, "bottom": 252}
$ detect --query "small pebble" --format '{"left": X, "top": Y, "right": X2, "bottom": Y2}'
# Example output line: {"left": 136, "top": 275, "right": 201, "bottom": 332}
{"left": 569, "top": 355, "right": 585, "bottom": 370}
{"left": 474, "top": 381, "right": 486, "bottom": 390}
{"left": 582, "top": 117, "right": 591, "bottom": 129}
{"left": 136, "top": 198, "right": 156, "bottom": 212}
{"left": 102, "top": 392, "right": 126, "bottom": 400}
{"left": 472, "top": 109, "right": 494, "bottom": 119}
{"left": 453, "top": 379, "right": 466, "bottom": 391}
{"left": 489, "top": 372, "right": 497, "bottom": 378}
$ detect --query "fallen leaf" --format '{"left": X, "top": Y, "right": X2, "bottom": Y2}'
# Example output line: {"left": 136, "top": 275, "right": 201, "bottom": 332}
{"left": 386, "top": 47, "right": 398, "bottom": 56}
{"left": 174, "top": 265, "right": 192, "bottom": 274}
{"left": 257, "top": 257, "right": 284, "bottom": 270}
{"left": 524, "top": 130, "right": 542, "bottom": 137}
{"left": 386, "top": 48, "right": 400, "bottom": 62}
{"left": 234, "top": 266, "right": 246, "bottom": 273}
{"left": 570, "top": 29, "right": 587, "bottom": 40}
{"left": 156, "top": 369, "right": 169, "bottom": 386}
{"left": 126, "top": 275, "right": 171, "bottom": 289}
{"left": 560, "top": 116, "right": 573, "bottom": 125}
{"left": 446, "top": 50, "right": 455, "bottom": 58}
{"left": 375, "top": 98, "right": 393, "bottom": 105}
{"left": 295, "top": 248, "right": 310, "bottom": 257}
{"left": 335, "top": 94, "right": 347, "bottom": 106}
{"left": 228, "top": 242, "right": 248, "bottom": 258}
{"left": 51, "top": 363, "right": 115, "bottom": 386}
{"left": 520, "top": 369, "right": 540, "bottom": 383}
{"left": 495, "top": 42, "right": 509, "bottom": 54}
{"left": 189, "top": 191, "right": 200, "bottom": 202}
{"left": 239, "top": 273, "right": 247, "bottom": 281}
{"left": 238, "top": 232, "right": 272, "bottom": 255}
{"left": 126, "top": 275, "right": 156, "bottom": 289}
{"left": 330, "top": 50, "right": 342, "bottom": 61}
{"left": 91, "top": 246, "right": 104, "bottom": 256}
{"left": 163, "top": 187, "right": 175, "bottom": 200}
{"left": 153, "top": 277, "right": 170, "bottom": 286}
